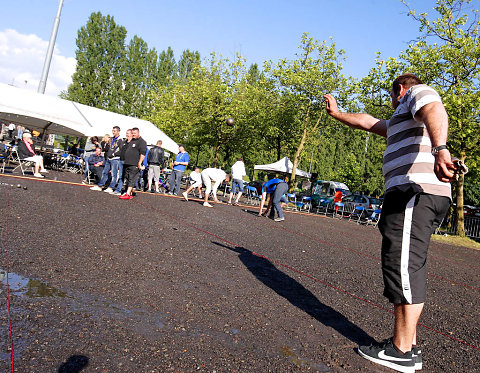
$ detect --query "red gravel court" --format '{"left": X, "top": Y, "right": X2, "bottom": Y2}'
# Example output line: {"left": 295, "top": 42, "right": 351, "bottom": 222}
{"left": 0, "top": 172, "right": 479, "bottom": 372}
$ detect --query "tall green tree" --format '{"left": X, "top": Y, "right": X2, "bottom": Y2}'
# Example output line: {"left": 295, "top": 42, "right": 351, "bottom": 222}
{"left": 264, "top": 33, "right": 347, "bottom": 190}
{"left": 400, "top": 0, "right": 480, "bottom": 236}
{"left": 177, "top": 49, "right": 201, "bottom": 82}
{"left": 123, "top": 35, "right": 156, "bottom": 117}
{"left": 62, "top": 12, "right": 127, "bottom": 113}
{"left": 149, "top": 54, "right": 277, "bottom": 170}
{"left": 157, "top": 47, "right": 177, "bottom": 86}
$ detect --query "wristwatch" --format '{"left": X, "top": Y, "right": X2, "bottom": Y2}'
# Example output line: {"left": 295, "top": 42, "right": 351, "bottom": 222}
{"left": 431, "top": 145, "right": 448, "bottom": 156}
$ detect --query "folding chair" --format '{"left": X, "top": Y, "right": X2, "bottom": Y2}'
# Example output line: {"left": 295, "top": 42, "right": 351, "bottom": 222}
{"left": 58, "top": 153, "right": 70, "bottom": 171}
{"left": 300, "top": 196, "right": 312, "bottom": 213}
{"left": 315, "top": 199, "right": 327, "bottom": 214}
{"left": 286, "top": 193, "right": 297, "bottom": 210}
{"left": 246, "top": 185, "right": 260, "bottom": 205}
{"left": 0, "top": 154, "right": 5, "bottom": 173}
{"left": 223, "top": 182, "right": 231, "bottom": 197}
{"left": 0, "top": 144, "right": 6, "bottom": 173}
{"left": 333, "top": 202, "right": 344, "bottom": 218}
{"left": 11, "top": 147, "right": 35, "bottom": 175}
{"left": 366, "top": 209, "right": 382, "bottom": 227}
{"left": 349, "top": 205, "right": 366, "bottom": 223}
{"left": 68, "top": 155, "right": 83, "bottom": 174}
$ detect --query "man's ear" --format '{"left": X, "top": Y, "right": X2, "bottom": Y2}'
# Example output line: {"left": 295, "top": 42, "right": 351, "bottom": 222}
{"left": 399, "top": 83, "right": 408, "bottom": 98}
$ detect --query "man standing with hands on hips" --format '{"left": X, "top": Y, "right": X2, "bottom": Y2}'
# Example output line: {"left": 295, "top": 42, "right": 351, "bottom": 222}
{"left": 324, "top": 73, "right": 456, "bottom": 373}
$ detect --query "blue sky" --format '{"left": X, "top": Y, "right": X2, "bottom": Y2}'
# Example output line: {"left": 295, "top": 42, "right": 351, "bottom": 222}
{"left": 1, "top": 0, "right": 437, "bottom": 95}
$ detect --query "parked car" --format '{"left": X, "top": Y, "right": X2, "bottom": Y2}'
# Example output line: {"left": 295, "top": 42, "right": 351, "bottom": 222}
{"left": 342, "top": 194, "right": 382, "bottom": 215}
{"left": 311, "top": 180, "right": 350, "bottom": 207}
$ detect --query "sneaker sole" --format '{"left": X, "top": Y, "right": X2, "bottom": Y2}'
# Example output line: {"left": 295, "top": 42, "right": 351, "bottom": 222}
{"left": 357, "top": 348, "right": 415, "bottom": 373}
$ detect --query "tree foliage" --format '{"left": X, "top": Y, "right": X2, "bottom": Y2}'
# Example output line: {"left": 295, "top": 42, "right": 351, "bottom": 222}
{"left": 62, "top": 12, "right": 127, "bottom": 112}
{"left": 64, "top": 4, "right": 480, "bottom": 233}
{"left": 264, "top": 33, "right": 347, "bottom": 189}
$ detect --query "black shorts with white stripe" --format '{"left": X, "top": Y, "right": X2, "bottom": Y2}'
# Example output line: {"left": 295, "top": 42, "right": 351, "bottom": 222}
{"left": 379, "top": 187, "right": 450, "bottom": 304}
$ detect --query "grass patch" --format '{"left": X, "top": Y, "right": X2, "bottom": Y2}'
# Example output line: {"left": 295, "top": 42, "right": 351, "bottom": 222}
{"left": 431, "top": 234, "right": 480, "bottom": 250}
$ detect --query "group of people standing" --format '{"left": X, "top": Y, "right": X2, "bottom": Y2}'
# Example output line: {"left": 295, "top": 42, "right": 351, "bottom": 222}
{"left": 88, "top": 126, "right": 147, "bottom": 200}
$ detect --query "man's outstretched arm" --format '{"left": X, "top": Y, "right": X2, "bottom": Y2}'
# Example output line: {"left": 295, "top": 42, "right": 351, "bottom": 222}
{"left": 323, "top": 94, "right": 387, "bottom": 138}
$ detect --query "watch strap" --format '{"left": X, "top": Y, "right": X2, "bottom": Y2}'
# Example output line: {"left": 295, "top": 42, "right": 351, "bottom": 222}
{"left": 431, "top": 145, "right": 448, "bottom": 155}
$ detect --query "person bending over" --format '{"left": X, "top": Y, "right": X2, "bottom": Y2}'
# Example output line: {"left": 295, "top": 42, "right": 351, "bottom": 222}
{"left": 258, "top": 177, "right": 289, "bottom": 222}
{"left": 182, "top": 166, "right": 203, "bottom": 201}
{"left": 200, "top": 168, "right": 230, "bottom": 207}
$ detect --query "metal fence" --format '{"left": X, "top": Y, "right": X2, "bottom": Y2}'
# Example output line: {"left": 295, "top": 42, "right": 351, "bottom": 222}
{"left": 437, "top": 213, "right": 480, "bottom": 239}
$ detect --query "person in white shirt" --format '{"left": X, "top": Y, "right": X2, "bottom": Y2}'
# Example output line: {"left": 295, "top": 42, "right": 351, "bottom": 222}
{"left": 201, "top": 168, "right": 229, "bottom": 207}
{"left": 182, "top": 167, "right": 203, "bottom": 200}
{"left": 228, "top": 157, "right": 246, "bottom": 206}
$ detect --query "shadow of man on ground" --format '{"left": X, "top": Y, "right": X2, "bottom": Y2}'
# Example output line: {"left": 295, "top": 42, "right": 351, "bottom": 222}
{"left": 58, "top": 355, "right": 89, "bottom": 373}
{"left": 213, "top": 241, "right": 374, "bottom": 346}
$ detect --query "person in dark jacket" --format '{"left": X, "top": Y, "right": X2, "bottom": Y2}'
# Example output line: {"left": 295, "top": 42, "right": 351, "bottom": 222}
{"left": 119, "top": 127, "right": 147, "bottom": 200}
{"left": 91, "top": 126, "right": 126, "bottom": 195}
{"left": 17, "top": 132, "right": 48, "bottom": 178}
{"left": 69, "top": 143, "right": 79, "bottom": 156}
{"left": 147, "top": 140, "right": 165, "bottom": 193}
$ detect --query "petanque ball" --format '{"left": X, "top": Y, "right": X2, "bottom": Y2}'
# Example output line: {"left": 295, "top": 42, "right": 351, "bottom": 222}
{"left": 23, "top": 186, "right": 28, "bottom": 190}
{"left": 17, "top": 184, "right": 21, "bottom": 188}
{"left": 226, "top": 118, "right": 235, "bottom": 126}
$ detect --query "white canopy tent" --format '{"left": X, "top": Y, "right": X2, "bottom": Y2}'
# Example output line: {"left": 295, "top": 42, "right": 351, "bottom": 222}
{"left": 0, "top": 83, "right": 179, "bottom": 153}
{"left": 254, "top": 157, "right": 311, "bottom": 179}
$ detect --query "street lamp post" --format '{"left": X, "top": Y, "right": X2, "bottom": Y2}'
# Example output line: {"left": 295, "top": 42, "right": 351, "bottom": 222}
{"left": 37, "top": 0, "right": 64, "bottom": 94}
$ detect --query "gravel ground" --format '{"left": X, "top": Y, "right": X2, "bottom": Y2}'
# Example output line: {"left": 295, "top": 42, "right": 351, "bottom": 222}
{"left": 0, "top": 171, "right": 479, "bottom": 372}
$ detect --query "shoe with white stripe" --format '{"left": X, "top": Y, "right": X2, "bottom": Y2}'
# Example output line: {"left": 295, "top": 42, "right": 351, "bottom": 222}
{"left": 358, "top": 338, "right": 415, "bottom": 373}
{"left": 412, "top": 345, "right": 422, "bottom": 370}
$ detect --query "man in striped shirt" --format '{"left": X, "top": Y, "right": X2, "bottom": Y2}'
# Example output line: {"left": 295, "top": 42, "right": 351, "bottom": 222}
{"left": 324, "top": 73, "right": 456, "bottom": 372}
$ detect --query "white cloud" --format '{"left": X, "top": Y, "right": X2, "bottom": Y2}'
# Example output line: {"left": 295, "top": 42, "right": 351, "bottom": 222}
{"left": 0, "top": 29, "right": 76, "bottom": 96}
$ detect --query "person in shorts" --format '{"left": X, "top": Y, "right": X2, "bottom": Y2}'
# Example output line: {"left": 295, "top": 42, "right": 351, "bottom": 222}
{"left": 228, "top": 157, "right": 246, "bottom": 206}
{"left": 147, "top": 140, "right": 164, "bottom": 193}
{"left": 119, "top": 127, "right": 147, "bottom": 200}
{"left": 324, "top": 73, "right": 456, "bottom": 372}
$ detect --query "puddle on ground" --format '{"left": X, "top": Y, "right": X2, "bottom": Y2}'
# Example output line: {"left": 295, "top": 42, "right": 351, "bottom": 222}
{"left": 0, "top": 268, "right": 172, "bottom": 342}
{"left": 0, "top": 269, "right": 67, "bottom": 298}
{"left": 279, "top": 345, "right": 330, "bottom": 371}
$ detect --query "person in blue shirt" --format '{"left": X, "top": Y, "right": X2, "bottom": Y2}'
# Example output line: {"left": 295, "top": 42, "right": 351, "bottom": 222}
{"left": 258, "top": 177, "right": 289, "bottom": 222}
{"left": 168, "top": 144, "right": 189, "bottom": 195}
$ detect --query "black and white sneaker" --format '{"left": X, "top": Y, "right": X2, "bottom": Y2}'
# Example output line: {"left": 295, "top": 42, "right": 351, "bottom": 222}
{"left": 358, "top": 338, "right": 415, "bottom": 373}
{"left": 412, "top": 345, "right": 422, "bottom": 370}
